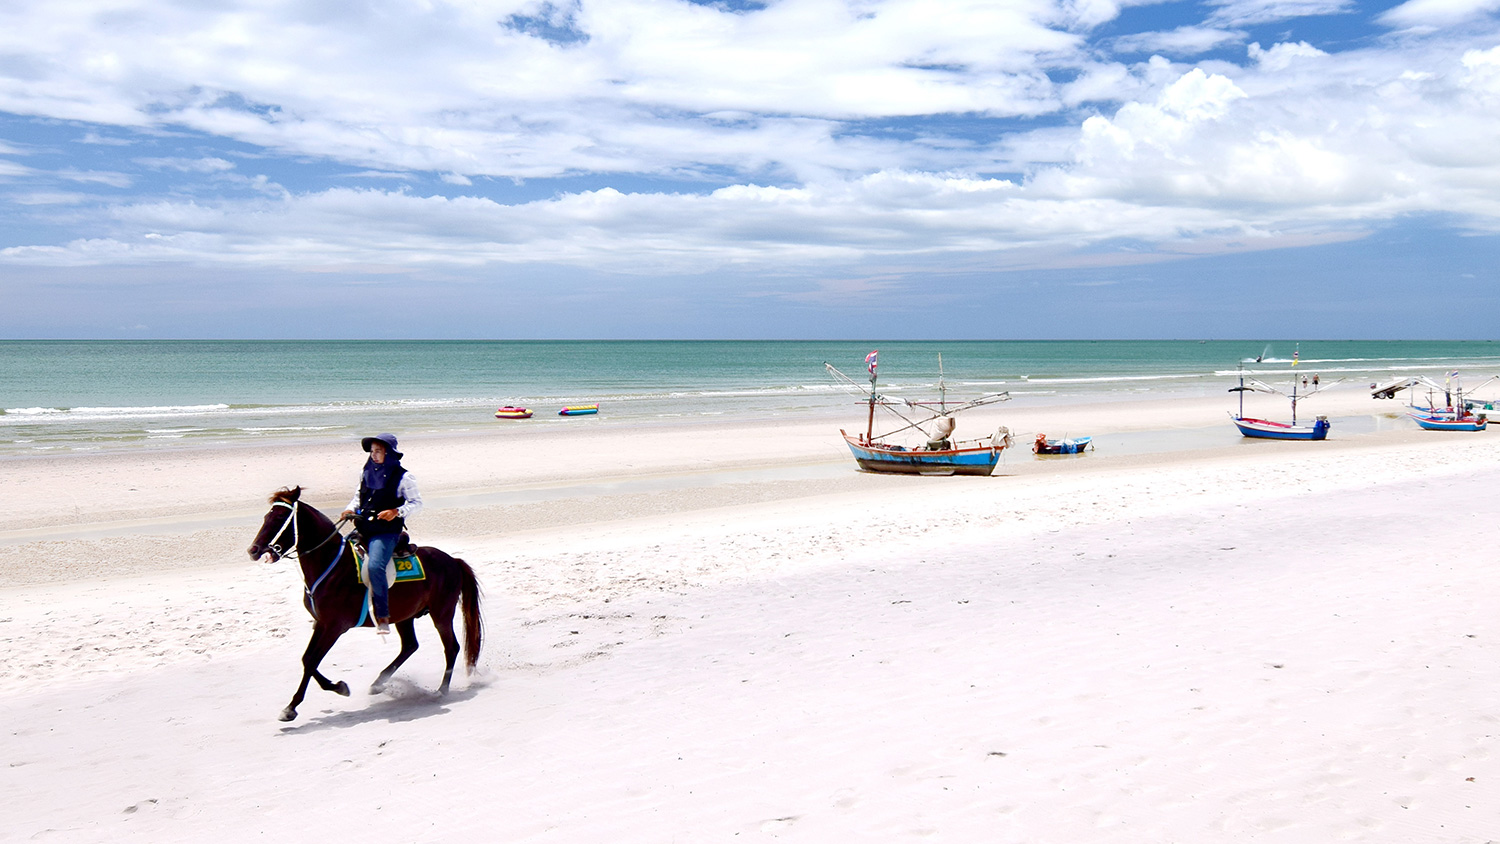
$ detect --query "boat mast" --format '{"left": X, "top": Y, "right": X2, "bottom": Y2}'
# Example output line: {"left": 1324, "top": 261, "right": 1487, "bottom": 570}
{"left": 866, "top": 351, "right": 877, "bottom": 444}
{"left": 938, "top": 352, "right": 947, "bottom": 415}
{"left": 1290, "top": 343, "right": 1300, "bottom": 426}
{"left": 1237, "top": 363, "right": 1245, "bottom": 419}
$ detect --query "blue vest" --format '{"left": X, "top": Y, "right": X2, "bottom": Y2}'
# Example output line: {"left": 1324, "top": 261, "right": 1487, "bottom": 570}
{"left": 357, "top": 461, "right": 407, "bottom": 536}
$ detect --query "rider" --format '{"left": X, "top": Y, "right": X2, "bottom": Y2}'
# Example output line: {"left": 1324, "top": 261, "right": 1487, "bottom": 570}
{"left": 340, "top": 433, "right": 422, "bottom": 637}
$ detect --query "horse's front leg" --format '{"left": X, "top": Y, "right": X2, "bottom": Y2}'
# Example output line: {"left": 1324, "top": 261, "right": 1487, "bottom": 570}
{"left": 370, "top": 619, "right": 419, "bottom": 695}
{"left": 281, "top": 624, "right": 349, "bottom": 721}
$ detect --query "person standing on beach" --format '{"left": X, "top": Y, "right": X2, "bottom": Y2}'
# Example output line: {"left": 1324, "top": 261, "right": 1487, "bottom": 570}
{"left": 340, "top": 433, "right": 422, "bottom": 637}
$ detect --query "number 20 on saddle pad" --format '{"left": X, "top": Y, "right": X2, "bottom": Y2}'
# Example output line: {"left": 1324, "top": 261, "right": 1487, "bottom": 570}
{"left": 351, "top": 544, "right": 427, "bottom": 586}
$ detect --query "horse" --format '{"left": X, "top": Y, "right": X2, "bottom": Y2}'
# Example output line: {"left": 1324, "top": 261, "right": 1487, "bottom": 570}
{"left": 247, "top": 486, "right": 482, "bottom": 722}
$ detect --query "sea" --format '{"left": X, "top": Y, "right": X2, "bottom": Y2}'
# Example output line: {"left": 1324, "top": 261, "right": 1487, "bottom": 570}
{"left": 3, "top": 339, "right": 1499, "bottom": 457}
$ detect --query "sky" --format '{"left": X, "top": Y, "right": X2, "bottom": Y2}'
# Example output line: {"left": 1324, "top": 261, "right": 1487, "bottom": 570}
{"left": 2, "top": 0, "right": 1499, "bottom": 339}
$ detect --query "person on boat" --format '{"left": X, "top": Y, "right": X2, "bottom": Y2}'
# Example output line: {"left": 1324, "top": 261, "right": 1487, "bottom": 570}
{"left": 340, "top": 433, "right": 422, "bottom": 637}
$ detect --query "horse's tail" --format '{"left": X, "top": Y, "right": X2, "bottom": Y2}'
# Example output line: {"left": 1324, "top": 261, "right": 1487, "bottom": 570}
{"left": 456, "top": 558, "right": 483, "bottom": 673}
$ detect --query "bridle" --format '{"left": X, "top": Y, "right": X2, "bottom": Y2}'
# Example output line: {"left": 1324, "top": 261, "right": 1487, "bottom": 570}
{"left": 266, "top": 499, "right": 351, "bottom": 621}
{"left": 266, "top": 499, "right": 348, "bottom": 560}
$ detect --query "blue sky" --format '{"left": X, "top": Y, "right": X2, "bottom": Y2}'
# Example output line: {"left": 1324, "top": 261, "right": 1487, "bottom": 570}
{"left": 2, "top": 0, "right": 1498, "bottom": 339}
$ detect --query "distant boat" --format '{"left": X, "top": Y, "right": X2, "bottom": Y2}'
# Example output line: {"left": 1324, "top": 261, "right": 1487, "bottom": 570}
{"left": 827, "top": 352, "right": 1013, "bottom": 476}
{"left": 494, "top": 406, "right": 532, "bottom": 419}
{"left": 559, "top": 404, "right": 599, "bottom": 416}
{"left": 1032, "top": 433, "right": 1092, "bottom": 455}
{"left": 1229, "top": 357, "right": 1332, "bottom": 441}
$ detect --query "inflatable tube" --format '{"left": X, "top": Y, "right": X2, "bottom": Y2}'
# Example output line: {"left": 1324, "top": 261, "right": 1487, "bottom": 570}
{"left": 494, "top": 406, "right": 533, "bottom": 419}
{"left": 559, "top": 404, "right": 599, "bottom": 416}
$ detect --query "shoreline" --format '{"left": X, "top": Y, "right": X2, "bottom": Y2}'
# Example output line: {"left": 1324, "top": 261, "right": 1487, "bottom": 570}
{"left": 0, "top": 389, "right": 1468, "bottom": 584}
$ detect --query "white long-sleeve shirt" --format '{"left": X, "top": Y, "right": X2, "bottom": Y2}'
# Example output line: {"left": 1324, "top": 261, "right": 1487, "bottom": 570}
{"left": 347, "top": 472, "right": 423, "bottom": 520}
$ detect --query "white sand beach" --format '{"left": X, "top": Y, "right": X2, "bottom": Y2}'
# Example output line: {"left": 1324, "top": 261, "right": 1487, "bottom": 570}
{"left": 3, "top": 392, "right": 1499, "bottom": 842}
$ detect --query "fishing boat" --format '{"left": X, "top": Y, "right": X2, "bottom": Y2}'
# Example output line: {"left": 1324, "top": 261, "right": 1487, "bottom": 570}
{"left": 826, "top": 352, "right": 1012, "bottom": 476}
{"left": 1033, "top": 433, "right": 1093, "bottom": 455}
{"left": 1229, "top": 358, "right": 1332, "bottom": 441}
{"left": 1401, "top": 371, "right": 1494, "bottom": 431}
{"left": 559, "top": 404, "right": 599, "bottom": 416}
{"left": 1410, "top": 412, "right": 1487, "bottom": 431}
{"left": 494, "top": 406, "right": 533, "bottom": 419}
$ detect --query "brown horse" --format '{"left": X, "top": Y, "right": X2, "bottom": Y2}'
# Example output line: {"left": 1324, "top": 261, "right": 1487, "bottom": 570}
{"left": 247, "top": 487, "right": 482, "bottom": 721}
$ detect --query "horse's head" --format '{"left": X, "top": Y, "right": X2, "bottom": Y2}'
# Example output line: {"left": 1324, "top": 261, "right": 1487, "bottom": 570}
{"left": 248, "top": 486, "right": 303, "bottom": 562}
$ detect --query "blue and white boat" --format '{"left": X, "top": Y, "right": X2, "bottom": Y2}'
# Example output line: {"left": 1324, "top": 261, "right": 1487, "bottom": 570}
{"left": 1409, "top": 412, "right": 1487, "bottom": 432}
{"left": 1229, "top": 359, "right": 1332, "bottom": 441}
{"left": 827, "top": 353, "right": 1013, "bottom": 477}
{"left": 1231, "top": 415, "right": 1331, "bottom": 440}
{"left": 839, "top": 430, "right": 1012, "bottom": 475}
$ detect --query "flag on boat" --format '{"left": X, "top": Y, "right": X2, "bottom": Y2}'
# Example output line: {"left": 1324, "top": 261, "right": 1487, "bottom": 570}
{"left": 866, "top": 350, "right": 878, "bottom": 375}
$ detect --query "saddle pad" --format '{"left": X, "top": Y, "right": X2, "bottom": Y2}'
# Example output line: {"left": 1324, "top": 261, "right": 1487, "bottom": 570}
{"left": 351, "top": 544, "right": 427, "bottom": 585}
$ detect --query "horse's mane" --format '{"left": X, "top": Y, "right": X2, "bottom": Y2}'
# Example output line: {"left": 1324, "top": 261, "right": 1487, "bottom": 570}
{"left": 269, "top": 486, "right": 304, "bottom": 505}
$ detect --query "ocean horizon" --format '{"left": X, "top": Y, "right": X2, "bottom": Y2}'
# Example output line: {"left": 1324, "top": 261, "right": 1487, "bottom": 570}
{"left": 4, "top": 339, "right": 1500, "bottom": 456}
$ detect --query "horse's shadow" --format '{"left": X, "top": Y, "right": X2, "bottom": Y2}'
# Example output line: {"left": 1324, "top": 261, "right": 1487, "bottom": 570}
{"left": 275, "top": 679, "right": 487, "bottom": 735}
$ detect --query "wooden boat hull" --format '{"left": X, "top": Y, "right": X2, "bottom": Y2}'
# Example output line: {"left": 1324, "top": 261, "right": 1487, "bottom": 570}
{"left": 1232, "top": 415, "right": 1330, "bottom": 440}
{"left": 1410, "top": 413, "right": 1486, "bottom": 431}
{"left": 842, "top": 433, "right": 1002, "bottom": 476}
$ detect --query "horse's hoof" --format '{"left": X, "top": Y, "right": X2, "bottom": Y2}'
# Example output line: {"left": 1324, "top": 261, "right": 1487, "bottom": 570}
{"left": 438, "top": 683, "right": 451, "bottom": 696}
{"left": 333, "top": 681, "right": 350, "bottom": 697}
{"left": 369, "top": 682, "right": 385, "bottom": 696}
{"left": 278, "top": 707, "right": 298, "bottom": 722}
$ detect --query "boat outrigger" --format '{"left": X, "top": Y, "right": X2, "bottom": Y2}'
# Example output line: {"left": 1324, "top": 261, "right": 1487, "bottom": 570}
{"left": 1229, "top": 358, "right": 1333, "bottom": 441}
{"left": 826, "top": 351, "right": 1013, "bottom": 476}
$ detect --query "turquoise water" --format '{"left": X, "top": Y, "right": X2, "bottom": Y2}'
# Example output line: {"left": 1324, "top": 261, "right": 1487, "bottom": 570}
{"left": 3, "top": 340, "right": 1499, "bottom": 455}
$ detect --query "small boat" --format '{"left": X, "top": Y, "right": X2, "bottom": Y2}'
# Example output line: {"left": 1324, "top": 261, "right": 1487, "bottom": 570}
{"left": 1409, "top": 412, "right": 1487, "bottom": 431}
{"left": 1229, "top": 354, "right": 1332, "bottom": 441}
{"left": 1033, "top": 433, "right": 1092, "bottom": 455}
{"left": 494, "top": 406, "right": 532, "bottom": 419}
{"left": 559, "top": 404, "right": 599, "bottom": 416}
{"left": 827, "top": 352, "right": 1013, "bottom": 477}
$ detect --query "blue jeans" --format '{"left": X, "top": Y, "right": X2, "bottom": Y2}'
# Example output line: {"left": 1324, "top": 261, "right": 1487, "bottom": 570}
{"left": 365, "top": 533, "right": 396, "bottom": 619}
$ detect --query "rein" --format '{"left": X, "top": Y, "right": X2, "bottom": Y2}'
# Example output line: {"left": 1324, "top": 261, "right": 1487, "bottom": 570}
{"left": 269, "top": 500, "right": 352, "bottom": 621}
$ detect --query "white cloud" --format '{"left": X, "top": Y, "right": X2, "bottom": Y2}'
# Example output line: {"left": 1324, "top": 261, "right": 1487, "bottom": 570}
{"left": 1248, "top": 40, "right": 1327, "bottom": 71}
{"left": 1114, "top": 27, "right": 1244, "bottom": 56}
{"left": 1381, "top": 0, "right": 1500, "bottom": 29}
{"left": 57, "top": 169, "right": 134, "bottom": 188}
{"left": 10, "top": 191, "right": 86, "bottom": 205}
{"left": 1207, "top": 0, "right": 1353, "bottom": 26}
{"left": 3, "top": 1, "right": 1500, "bottom": 281}
{"left": 0, "top": 0, "right": 1090, "bottom": 183}
{"left": 135, "top": 156, "right": 236, "bottom": 173}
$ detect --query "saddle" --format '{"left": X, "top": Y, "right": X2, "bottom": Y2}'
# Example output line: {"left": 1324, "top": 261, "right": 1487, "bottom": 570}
{"left": 349, "top": 529, "right": 416, "bottom": 558}
{"left": 349, "top": 533, "right": 427, "bottom": 587}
